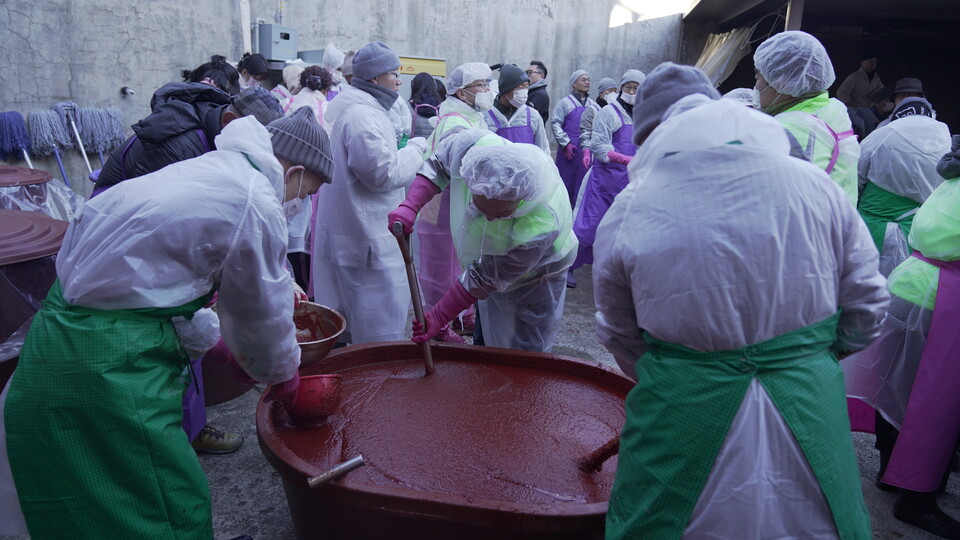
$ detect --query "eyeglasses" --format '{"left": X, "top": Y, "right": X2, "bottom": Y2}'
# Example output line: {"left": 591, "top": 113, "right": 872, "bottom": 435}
{"left": 525, "top": 70, "right": 542, "bottom": 76}
{"left": 464, "top": 81, "right": 490, "bottom": 91}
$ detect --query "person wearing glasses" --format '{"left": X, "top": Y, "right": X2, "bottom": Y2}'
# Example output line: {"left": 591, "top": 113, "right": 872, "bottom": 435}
{"left": 526, "top": 60, "right": 550, "bottom": 124}
{"left": 413, "top": 62, "right": 495, "bottom": 343}
{"left": 312, "top": 41, "right": 428, "bottom": 345}
{"left": 551, "top": 69, "right": 596, "bottom": 208}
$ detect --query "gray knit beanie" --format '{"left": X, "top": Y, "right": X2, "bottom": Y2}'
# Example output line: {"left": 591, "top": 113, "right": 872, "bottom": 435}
{"left": 266, "top": 107, "right": 334, "bottom": 183}
{"left": 569, "top": 69, "right": 588, "bottom": 87}
{"left": 498, "top": 64, "right": 529, "bottom": 96}
{"left": 351, "top": 41, "right": 401, "bottom": 81}
{"left": 596, "top": 77, "right": 617, "bottom": 95}
{"left": 632, "top": 62, "right": 720, "bottom": 145}
{"left": 619, "top": 69, "right": 646, "bottom": 89}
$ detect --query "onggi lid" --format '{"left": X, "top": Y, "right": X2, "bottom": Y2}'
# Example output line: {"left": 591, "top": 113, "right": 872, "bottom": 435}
{"left": 0, "top": 209, "right": 68, "bottom": 265}
{"left": 0, "top": 165, "right": 52, "bottom": 187}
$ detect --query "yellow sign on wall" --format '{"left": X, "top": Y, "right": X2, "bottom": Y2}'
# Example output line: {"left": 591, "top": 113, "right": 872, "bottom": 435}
{"left": 398, "top": 57, "right": 446, "bottom": 77}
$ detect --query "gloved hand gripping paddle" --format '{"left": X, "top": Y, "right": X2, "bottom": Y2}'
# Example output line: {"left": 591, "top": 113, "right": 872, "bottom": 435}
{"left": 391, "top": 222, "right": 435, "bottom": 376}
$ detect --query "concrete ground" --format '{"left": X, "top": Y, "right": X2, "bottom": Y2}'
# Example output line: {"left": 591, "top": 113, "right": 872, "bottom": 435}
{"left": 2, "top": 265, "right": 956, "bottom": 539}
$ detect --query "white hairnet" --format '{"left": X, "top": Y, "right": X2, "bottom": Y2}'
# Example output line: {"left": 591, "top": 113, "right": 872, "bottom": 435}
{"left": 446, "top": 62, "right": 492, "bottom": 94}
{"left": 321, "top": 43, "right": 345, "bottom": 72}
{"left": 723, "top": 88, "right": 760, "bottom": 109}
{"left": 462, "top": 144, "right": 544, "bottom": 202}
{"left": 754, "top": 31, "right": 835, "bottom": 97}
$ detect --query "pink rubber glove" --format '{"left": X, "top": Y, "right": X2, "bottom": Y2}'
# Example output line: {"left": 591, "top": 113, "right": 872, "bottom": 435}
{"left": 388, "top": 175, "right": 441, "bottom": 234}
{"left": 581, "top": 150, "right": 592, "bottom": 169}
{"left": 412, "top": 281, "right": 476, "bottom": 344}
{"left": 272, "top": 370, "right": 300, "bottom": 410}
{"left": 564, "top": 143, "right": 578, "bottom": 161}
{"left": 607, "top": 150, "right": 633, "bottom": 166}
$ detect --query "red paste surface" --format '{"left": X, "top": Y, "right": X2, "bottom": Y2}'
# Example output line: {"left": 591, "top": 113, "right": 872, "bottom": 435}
{"left": 293, "top": 311, "right": 321, "bottom": 342}
{"left": 275, "top": 359, "right": 624, "bottom": 505}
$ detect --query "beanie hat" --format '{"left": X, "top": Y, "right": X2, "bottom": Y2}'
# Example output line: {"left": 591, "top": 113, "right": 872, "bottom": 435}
{"left": 231, "top": 86, "right": 284, "bottom": 125}
{"left": 351, "top": 41, "right": 401, "bottom": 81}
{"left": 569, "top": 69, "right": 588, "bottom": 87}
{"left": 596, "top": 77, "right": 617, "bottom": 95}
{"left": 266, "top": 107, "right": 334, "bottom": 183}
{"left": 619, "top": 69, "right": 646, "bottom": 89}
{"left": 497, "top": 64, "right": 529, "bottom": 96}
{"left": 632, "top": 62, "right": 720, "bottom": 145}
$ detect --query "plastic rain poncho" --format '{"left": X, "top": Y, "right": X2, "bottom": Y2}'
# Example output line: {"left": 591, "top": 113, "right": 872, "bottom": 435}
{"left": 484, "top": 104, "right": 551, "bottom": 154}
{"left": 416, "top": 96, "right": 489, "bottom": 311}
{"left": 56, "top": 116, "right": 299, "bottom": 384}
{"left": 312, "top": 84, "right": 424, "bottom": 344}
{"left": 596, "top": 98, "right": 887, "bottom": 538}
{"left": 775, "top": 94, "right": 861, "bottom": 205}
{"left": 419, "top": 130, "right": 577, "bottom": 351}
{"left": 845, "top": 177, "right": 960, "bottom": 426}
{"left": 856, "top": 114, "right": 951, "bottom": 275}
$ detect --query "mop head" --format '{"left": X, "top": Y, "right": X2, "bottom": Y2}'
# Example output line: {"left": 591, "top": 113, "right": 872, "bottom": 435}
{"left": 101, "top": 108, "right": 128, "bottom": 150}
{"left": 52, "top": 101, "right": 80, "bottom": 149}
{"left": 0, "top": 111, "right": 32, "bottom": 160}
{"left": 27, "top": 110, "right": 71, "bottom": 156}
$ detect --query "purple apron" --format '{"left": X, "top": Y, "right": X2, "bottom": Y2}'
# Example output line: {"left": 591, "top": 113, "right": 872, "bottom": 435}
{"left": 882, "top": 251, "right": 960, "bottom": 491}
{"left": 488, "top": 107, "right": 536, "bottom": 144}
{"left": 181, "top": 357, "right": 206, "bottom": 440}
{"left": 572, "top": 106, "right": 635, "bottom": 267}
{"left": 326, "top": 89, "right": 339, "bottom": 101}
{"left": 555, "top": 95, "right": 588, "bottom": 208}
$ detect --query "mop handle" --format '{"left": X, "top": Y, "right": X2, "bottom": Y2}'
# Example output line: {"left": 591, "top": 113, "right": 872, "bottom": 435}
{"left": 391, "top": 222, "right": 435, "bottom": 376}
{"left": 64, "top": 108, "right": 93, "bottom": 174}
{"left": 21, "top": 149, "right": 33, "bottom": 169}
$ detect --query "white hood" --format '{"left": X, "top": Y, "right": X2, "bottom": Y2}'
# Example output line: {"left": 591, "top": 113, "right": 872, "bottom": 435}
{"left": 215, "top": 115, "right": 285, "bottom": 201}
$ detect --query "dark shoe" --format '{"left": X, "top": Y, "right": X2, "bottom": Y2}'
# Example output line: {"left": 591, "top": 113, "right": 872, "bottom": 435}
{"left": 894, "top": 491, "right": 960, "bottom": 539}
{"left": 192, "top": 425, "right": 243, "bottom": 454}
{"left": 876, "top": 472, "right": 898, "bottom": 492}
{"left": 566, "top": 269, "right": 577, "bottom": 288}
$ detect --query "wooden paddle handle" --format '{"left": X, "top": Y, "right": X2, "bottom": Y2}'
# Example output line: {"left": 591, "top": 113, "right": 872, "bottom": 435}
{"left": 391, "top": 222, "right": 435, "bottom": 375}
{"left": 578, "top": 435, "right": 620, "bottom": 473}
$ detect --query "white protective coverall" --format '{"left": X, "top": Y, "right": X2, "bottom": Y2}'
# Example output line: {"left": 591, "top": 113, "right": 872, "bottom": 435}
{"left": 590, "top": 99, "right": 633, "bottom": 164}
{"left": 483, "top": 103, "right": 551, "bottom": 154}
{"left": 597, "top": 97, "right": 888, "bottom": 538}
{"left": 312, "top": 84, "right": 425, "bottom": 343}
{"left": 420, "top": 129, "right": 577, "bottom": 351}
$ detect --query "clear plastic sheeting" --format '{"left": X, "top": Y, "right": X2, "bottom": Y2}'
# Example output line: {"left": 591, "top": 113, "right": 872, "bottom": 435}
{"left": 0, "top": 178, "right": 83, "bottom": 222}
{"left": 694, "top": 26, "right": 753, "bottom": 87}
{"left": 858, "top": 115, "right": 951, "bottom": 201}
{"left": 0, "top": 255, "right": 58, "bottom": 362}
{"left": 754, "top": 30, "right": 835, "bottom": 97}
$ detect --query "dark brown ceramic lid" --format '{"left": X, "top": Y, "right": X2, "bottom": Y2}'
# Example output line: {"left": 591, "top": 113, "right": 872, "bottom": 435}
{"left": 0, "top": 165, "right": 52, "bottom": 187}
{"left": 0, "top": 209, "right": 68, "bottom": 265}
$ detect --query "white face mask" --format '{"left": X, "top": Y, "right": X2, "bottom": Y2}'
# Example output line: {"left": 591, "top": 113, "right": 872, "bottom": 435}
{"left": 282, "top": 168, "right": 306, "bottom": 219}
{"left": 331, "top": 71, "right": 342, "bottom": 86}
{"left": 509, "top": 89, "right": 529, "bottom": 108}
{"left": 471, "top": 90, "right": 495, "bottom": 111}
{"left": 620, "top": 92, "right": 636, "bottom": 105}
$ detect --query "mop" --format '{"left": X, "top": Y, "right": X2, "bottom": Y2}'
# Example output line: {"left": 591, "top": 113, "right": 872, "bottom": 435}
{"left": 0, "top": 111, "right": 33, "bottom": 168}
{"left": 77, "top": 107, "right": 126, "bottom": 167}
{"left": 27, "top": 110, "right": 72, "bottom": 186}
{"left": 53, "top": 101, "right": 93, "bottom": 175}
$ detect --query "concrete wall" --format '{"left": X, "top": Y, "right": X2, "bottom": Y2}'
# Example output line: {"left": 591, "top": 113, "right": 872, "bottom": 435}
{"left": 0, "top": 0, "right": 681, "bottom": 197}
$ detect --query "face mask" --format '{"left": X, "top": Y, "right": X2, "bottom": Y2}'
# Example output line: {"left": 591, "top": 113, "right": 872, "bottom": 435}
{"left": 470, "top": 90, "right": 495, "bottom": 111}
{"left": 509, "top": 89, "right": 529, "bottom": 108}
{"left": 281, "top": 168, "right": 306, "bottom": 219}
{"left": 620, "top": 92, "right": 636, "bottom": 105}
{"left": 331, "top": 71, "right": 342, "bottom": 86}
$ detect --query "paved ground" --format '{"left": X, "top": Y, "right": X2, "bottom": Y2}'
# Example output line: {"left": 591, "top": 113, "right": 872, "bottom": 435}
{"left": 3, "top": 265, "right": 956, "bottom": 539}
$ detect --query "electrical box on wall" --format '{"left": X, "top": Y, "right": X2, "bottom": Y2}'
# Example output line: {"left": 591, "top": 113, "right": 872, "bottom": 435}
{"left": 258, "top": 24, "right": 298, "bottom": 61}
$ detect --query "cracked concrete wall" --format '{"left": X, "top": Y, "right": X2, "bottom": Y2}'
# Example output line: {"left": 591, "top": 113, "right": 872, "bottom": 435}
{"left": 0, "top": 1, "right": 679, "bottom": 197}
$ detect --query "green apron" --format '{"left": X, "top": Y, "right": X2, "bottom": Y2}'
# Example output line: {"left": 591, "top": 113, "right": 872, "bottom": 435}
{"left": 606, "top": 313, "right": 871, "bottom": 539}
{"left": 858, "top": 181, "right": 919, "bottom": 253}
{"left": 5, "top": 281, "right": 214, "bottom": 539}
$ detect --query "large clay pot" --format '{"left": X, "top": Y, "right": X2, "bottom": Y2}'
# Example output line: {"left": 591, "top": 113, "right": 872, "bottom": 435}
{"left": 257, "top": 342, "right": 633, "bottom": 540}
